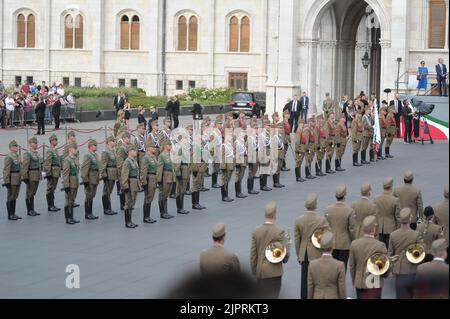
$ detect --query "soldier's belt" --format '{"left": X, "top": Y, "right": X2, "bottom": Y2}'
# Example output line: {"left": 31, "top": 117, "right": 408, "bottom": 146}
{"left": 29, "top": 168, "right": 40, "bottom": 171}
{"left": 70, "top": 174, "right": 77, "bottom": 177}
{"left": 163, "top": 169, "right": 172, "bottom": 172}
{"left": 107, "top": 166, "right": 117, "bottom": 168}
{"left": 181, "top": 163, "right": 189, "bottom": 166}
{"left": 90, "top": 169, "right": 99, "bottom": 172}
{"left": 129, "top": 176, "right": 138, "bottom": 179}
{"left": 147, "top": 172, "right": 157, "bottom": 176}
{"left": 10, "top": 170, "right": 20, "bottom": 173}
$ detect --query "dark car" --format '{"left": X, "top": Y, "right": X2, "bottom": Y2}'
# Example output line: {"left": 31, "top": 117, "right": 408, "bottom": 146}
{"left": 228, "top": 91, "right": 266, "bottom": 118}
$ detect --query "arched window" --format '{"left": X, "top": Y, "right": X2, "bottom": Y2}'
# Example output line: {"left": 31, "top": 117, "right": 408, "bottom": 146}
{"left": 64, "top": 13, "right": 84, "bottom": 49}
{"left": 177, "top": 16, "right": 187, "bottom": 50}
{"left": 240, "top": 16, "right": 250, "bottom": 52}
{"left": 188, "top": 16, "right": 198, "bottom": 51}
{"left": 228, "top": 15, "right": 251, "bottom": 52}
{"left": 131, "top": 15, "right": 140, "bottom": 50}
{"left": 120, "top": 15, "right": 130, "bottom": 49}
{"left": 229, "top": 16, "right": 239, "bottom": 52}
{"left": 120, "top": 14, "right": 140, "bottom": 50}
{"left": 16, "top": 13, "right": 35, "bottom": 48}
{"left": 428, "top": 0, "right": 447, "bottom": 48}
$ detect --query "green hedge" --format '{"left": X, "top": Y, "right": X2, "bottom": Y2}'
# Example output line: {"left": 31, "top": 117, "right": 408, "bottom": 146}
{"left": 65, "top": 87, "right": 146, "bottom": 99}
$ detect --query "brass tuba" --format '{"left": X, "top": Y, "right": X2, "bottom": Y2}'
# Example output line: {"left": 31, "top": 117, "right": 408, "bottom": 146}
{"left": 311, "top": 226, "right": 327, "bottom": 249}
{"left": 265, "top": 230, "right": 291, "bottom": 264}
{"left": 406, "top": 243, "right": 426, "bottom": 264}
{"left": 366, "top": 253, "right": 399, "bottom": 276}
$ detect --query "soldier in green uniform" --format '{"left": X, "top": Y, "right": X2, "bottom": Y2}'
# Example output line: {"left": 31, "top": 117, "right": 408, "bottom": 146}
{"left": 315, "top": 115, "right": 328, "bottom": 177}
{"left": 234, "top": 126, "right": 248, "bottom": 198}
{"left": 3, "top": 140, "right": 22, "bottom": 220}
{"left": 148, "top": 120, "right": 161, "bottom": 158}
{"left": 377, "top": 105, "right": 388, "bottom": 160}
{"left": 81, "top": 139, "right": 100, "bottom": 220}
{"left": 385, "top": 106, "right": 396, "bottom": 158}
{"left": 259, "top": 119, "right": 272, "bottom": 191}
{"left": 246, "top": 121, "right": 260, "bottom": 194}
{"left": 272, "top": 113, "right": 285, "bottom": 188}
{"left": 191, "top": 125, "right": 207, "bottom": 210}
{"left": 281, "top": 111, "right": 291, "bottom": 172}
{"left": 351, "top": 111, "right": 364, "bottom": 166}
{"left": 294, "top": 120, "right": 308, "bottom": 182}
{"left": 361, "top": 106, "right": 374, "bottom": 164}
{"left": 120, "top": 144, "right": 140, "bottom": 228}
{"left": 62, "top": 143, "right": 80, "bottom": 225}
{"left": 325, "top": 112, "right": 336, "bottom": 174}
{"left": 173, "top": 133, "right": 190, "bottom": 215}
{"left": 305, "top": 119, "right": 317, "bottom": 180}
{"left": 21, "top": 137, "right": 42, "bottom": 216}
{"left": 116, "top": 131, "right": 131, "bottom": 209}
{"left": 140, "top": 140, "right": 159, "bottom": 223}
{"left": 44, "top": 134, "right": 61, "bottom": 212}
{"left": 220, "top": 134, "right": 235, "bottom": 202}
{"left": 63, "top": 131, "right": 80, "bottom": 208}
{"left": 157, "top": 141, "right": 175, "bottom": 219}
{"left": 335, "top": 115, "right": 347, "bottom": 172}
{"left": 113, "top": 110, "right": 126, "bottom": 138}
{"left": 135, "top": 123, "right": 147, "bottom": 166}
{"left": 99, "top": 135, "right": 119, "bottom": 216}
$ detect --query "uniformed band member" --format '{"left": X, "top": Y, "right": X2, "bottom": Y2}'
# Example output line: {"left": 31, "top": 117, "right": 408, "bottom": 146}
{"left": 373, "top": 177, "right": 400, "bottom": 248}
{"left": 140, "top": 140, "right": 159, "bottom": 223}
{"left": 220, "top": 130, "right": 235, "bottom": 202}
{"left": 325, "top": 112, "right": 336, "bottom": 174}
{"left": 158, "top": 140, "right": 175, "bottom": 219}
{"left": 21, "top": 137, "right": 42, "bottom": 217}
{"left": 148, "top": 120, "right": 161, "bottom": 158}
{"left": 433, "top": 185, "right": 449, "bottom": 264}
{"left": 44, "top": 134, "right": 61, "bottom": 212}
{"left": 200, "top": 223, "right": 240, "bottom": 275}
{"left": 116, "top": 132, "right": 130, "bottom": 209}
{"left": 211, "top": 116, "right": 223, "bottom": 189}
{"left": 81, "top": 139, "right": 100, "bottom": 220}
{"left": 294, "top": 120, "right": 307, "bottom": 182}
{"left": 251, "top": 202, "right": 289, "bottom": 299}
{"left": 377, "top": 106, "right": 388, "bottom": 160}
{"left": 120, "top": 144, "right": 140, "bottom": 228}
{"left": 99, "top": 135, "right": 119, "bottom": 216}
{"left": 393, "top": 170, "right": 423, "bottom": 230}
{"left": 305, "top": 119, "right": 317, "bottom": 180}
{"left": 385, "top": 105, "right": 396, "bottom": 158}
{"left": 417, "top": 206, "right": 444, "bottom": 262}
{"left": 3, "top": 140, "right": 22, "bottom": 220}
{"left": 295, "top": 193, "right": 329, "bottom": 299}
{"left": 62, "top": 143, "right": 80, "bottom": 225}
{"left": 62, "top": 132, "right": 80, "bottom": 210}
{"left": 281, "top": 111, "right": 291, "bottom": 172}
{"left": 351, "top": 183, "right": 378, "bottom": 239}
{"left": 414, "top": 238, "right": 449, "bottom": 299}
{"left": 351, "top": 111, "right": 363, "bottom": 166}
{"left": 173, "top": 134, "right": 190, "bottom": 214}
{"left": 349, "top": 215, "right": 388, "bottom": 299}
{"left": 361, "top": 106, "right": 374, "bottom": 163}
{"left": 234, "top": 127, "right": 248, "bottom": 198}
{"left": 307, "top": 232, "right": 346, "bottom": 299}
{"left": 135, "top": 123, "right": 147, "bottom": 165}
{"left": 271, "top": 114, "right": 285, "bottom": 188}
{"left": 259, "top": 120, "right": 272, "bottom": 191}
{"left": 388, "top": 208, "right": 424, "bottom": 299}
{"left": 324, "top": 185, "right": 355, "bottom": 272}
{"left": 161, "top": 118, "right": 177, "bottom": 199}
{"left": 246, "top": 121, "right": 259, "bottom": 194}
{"left": 191, "top": 126, "right": 207, "bottom": 210}
{"left": 334, "top": 116, "right": 347, "bottom": 171}
{"left": 314, "top": 115, "right": 327, "bottom": 176}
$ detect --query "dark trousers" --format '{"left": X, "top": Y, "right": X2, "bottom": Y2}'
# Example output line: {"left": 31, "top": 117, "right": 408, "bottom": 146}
{"left": 54, "top": 114, "right": 60, "bottom": 129}
{"left": 172, "top": 114, "right": 179, "bottom": 129}
{"left": 356, "top": 288, "right": 382, "bottom": 299}
{"left": 257, "top": 277, "right": 282, "bottom": 299}
{"left": 332, "top": 249, "right": 349, "bottom": 273}
{"left": 395, "top": 274, "right": 416, "bottom": 299}
{"left": 379, "top": 233, "right": 390, "bottom": 250}
{"left": 404, "top": 121, "right": 412, "bottom": 142}
{"left": 413, "top": 118, "right": 420, "bottom": 138}
{"left": 301, "top": 251, "right": 309, "bottom": 299}
{"left": 395, "top": 114, "right": 401, "bottom": 137}
{"left": 290, "top": 112, "right": 299, "bottom": 133}
{"left": 437, "top": 78, "right": 447, "bottom": 96}
{"left": 300, "top": 108, "right": 308, "bottom": 124}
{"left": 37, "top": 116, "right": 45, "bottom": 134}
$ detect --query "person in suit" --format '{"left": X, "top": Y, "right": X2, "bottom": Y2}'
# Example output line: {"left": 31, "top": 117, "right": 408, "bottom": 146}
{"left": 171, "top": 95, "right": 181, "bottom": 129}
{"left": 34, "top": 96, "right": 46, "bottom": 135}
{"left": 307, "top": 232, "right": 346, "bottom": 299}
{"left": 250, "top": 202, "right": 289, "bottom": 298}
{"left": 349, "top": 215, "right": 388, "bottom": 299}
{"left": 288, "top": 95, "right": 300, "bottom": 133}
{"left": 62, "top": 143, "right": 80, "bottom": 225}
{"left": 417, "top": 206, "right": 444, "bottom": 263}
{"left": 435, "top": 58, "right": 448, "bottom": 96}
{"left": 373, "top": 177, "right": 400, "bottom": 249}
{"left": 414, "top": 238, "right": 449, "bottom": 299}
{"left": 120, "top": 144, "right": 140, "bottom": 228}
{"left": 351, "top": 183, "right": 378, "bottom": 239}
{"left": 200, "top": 223, "right": 240, "bottom": 275}
{"left": 324, "top": 184, "right": 355, "bottom": 272}
{"left": 433, "top": 185, "right": 449, "bottom": 263}
{"left": 52, "top": 94, "right": 61, "bottom": 130}
{"left": 3, "top": 140, "right": 22, "bottom": 221}
{"left": 402, "top": 100, "right": 414, "bottom": 144}
{"left": 393, "top": 170, "right": 424, "bottom": 230}
{"left": 113, "top": 92, "right": 125, "bottom": 115}
{"left": 165, "top": 96, "right": 174, "bottom": 118}
{"left": 44, "top": 134, "right": 61, "bottom": 212}
{"left": 388, "top": 208, "right": 424, "bottom": 299}
{"left": 81, "top": 140, "right": 100, "bottom": 221}
{"left": 148, "top": 106, "right": 159, "bottom": 132}
{"left": 389, "top": 94, "right": 402, "bottom": 138}
{"left": 299, "top": 92, "right": 309, "bottom": 124}
{"left": 137, "top": 106, "right": 147, "bottom": 129}
{"left": 295, "top": 193, "right": 330, "bottom": 299}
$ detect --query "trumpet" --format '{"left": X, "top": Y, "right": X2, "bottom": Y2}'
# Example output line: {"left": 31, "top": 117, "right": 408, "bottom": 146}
{"left": 311, "top": 226, "right": 328, "bottom": 249}
{"left": 366, "top": 253, "right": 399, "bottom": 276}
{"left": 265, "top": 229, "right": 291, "bottom": 264}
{"left": 406, "top": 243, "right": 426, "bottom": 264}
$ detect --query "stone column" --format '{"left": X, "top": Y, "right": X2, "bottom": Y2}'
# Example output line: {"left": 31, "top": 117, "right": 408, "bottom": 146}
{"left": 207, "top": 0, "right": 215, "bottom": 88}
{"left": 92, "top": 0, "right": 105, "bottom": 87}
{"left": 298, "top": 39, "right": 319, "bottom": 114}
{"left": 379, "top": 39, "right": 391, "bottom": 98}
{"left": 44, "top": 0, "right": 51, "bottom": 82}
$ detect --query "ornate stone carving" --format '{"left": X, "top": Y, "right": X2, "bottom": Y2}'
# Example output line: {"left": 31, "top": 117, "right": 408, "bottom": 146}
{"left": 319, "top": 40, "right": 338, "bottom": 49}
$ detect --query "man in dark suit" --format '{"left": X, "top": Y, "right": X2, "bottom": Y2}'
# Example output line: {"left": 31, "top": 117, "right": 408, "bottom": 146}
{"left": 171, "top": 95, "right": 180, "bottom": 129}
{"left": 113, "top": 92, "right": 125, "bottom": 115}
{"left": 52, "top": 94, "right": 61, "bottom": 130}
{"left": 299, "top": 92, "right": 309, "bottom": 124}
{"left": 35, "top": 96, "right": 46, "bottom": 135}
{"left": 435, "top": 58, "right": 448, "bottom": 96}
{"left": 389, "top": 94, "right": 402, "bottom": 138}
{"left": 289, "top": 95, "right": 300, "bottom": 133}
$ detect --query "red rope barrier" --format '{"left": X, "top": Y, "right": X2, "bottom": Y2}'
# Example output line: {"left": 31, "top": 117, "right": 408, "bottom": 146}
{"left": 68, "top": 127, "right": 104, "bottom": 133}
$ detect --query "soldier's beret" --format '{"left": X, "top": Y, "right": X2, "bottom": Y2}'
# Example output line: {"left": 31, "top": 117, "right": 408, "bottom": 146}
{"left": 363, "top": 215, "right": 377, "bottom": 231}
{"left": 399, "top": 208, "right": 411, "bottom": 224}
{"left": 265, "top": 202, "right": 277, "bottom": 219}
{"left": 212, "top": 223, "right": 226, "bottom": 238}
{"left": 383, "top": 177, "right": 394, "bottom": 189}
{"left": 320, "top": 232, "right": 334, "bottom": 250}
{"left": 127, "top": 144, "right": 137, "bottom": 152}
{"left": 305, "top": 193, "right": 318, "bottom": 210}
{"left": 361, "top": 182, "right": 372, "bottom": 196}
{"left": 444, "top": 185, "right": 449, "bottom": 199}
{"left": 424, "top": 206, "right": 434, "bottom": 218}
{"left": 9, "top": 140, "right": 18, "bottom": 148}
{"left": 136, "top": 123, "right": 145, "bottom": 130}
{"left": 68, "top": 131, "right": 76, "bottom": 138}
{"left": 68, "top": 142, "right": 78, "bottom": 150}
{"left": 146, "top": 140, "right": 157, "bottom": 149}
{"left": 106, "top": 135, "right": 116, "bottom": 143}
{"left": 121, "top": 132, "right": 131, "bottom": 139}
{"left": 28, "top": 137, "right": 38, "bottom": 144}
{"left": 335, "top": 184, "right": 347, "bottom": 198}
{"left": 431, "top": 238, "right": 447, "bottom": 254}
{"left": 49, "top": 134, "right": 58, "bottom": 142}
{"left": 88, "top": 139, "right": 97, "bottom": 148}
{"left": 404, "top": 170, "right": 414, "bottom": 182}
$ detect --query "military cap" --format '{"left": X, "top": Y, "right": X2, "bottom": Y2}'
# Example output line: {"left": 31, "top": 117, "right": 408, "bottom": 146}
{"left": 380, "top": 106, "right": 387, "bottom": 112}
{"left": 161, "top": 140, "right": 171, "bottom": 148}
{"left": 305, "top": 193, "right": 318, "bottom": 210}
{"left": 67, "top": 131, "right": 76, "bottom": 138}
{"left": 136, "top": 123, "right": 145, "bottom": 130}
{"left": 316, "top": 114, "right": 324, "bottom": 120}
{"left": 263, "top": 119, "right": 271, "bottom": 126}
{"left": 383, "top": 177, "right": 394, "bottom": 189}
{"left": 272, "top": 112, "right": 279, "bottom": 119}
{"left": 226, "top": 111, "right": 233, "bottom": 117}
{"left": 320, "top": 232, "right": 334, "bottom": 250}
{"left": 127, "top": 144, "right": 137, "bottom": 152}
{"left": 363, "top": 215, "right": 377, "bottom": 231}
{"left": 424, "top": 206, "right": 434, "bottom": 218}
{"left": 431, "top": 238, "right": 447, "bottom": 254}
{"left": 121, "top": 131, "right": 131, "bottom": 139}
{"left": 399, "top": 208, "right": 411, "bottom": 224}
{"left": 9, "top": 140, "right": 18, "bottom": 148}
{"left": 185, "top": 124, "right": 193, "bottom": 130}
{"left": 106, "top": 135, "right": 116, "bottom": 143}
{"left": 68, "top": 142, "right": 78, "bottom": 149}
{"left": 335, "top": 184, "right": 347, "bottom": 198}
{"left": 404, "top": 170, "right": 414, "bottom": 182}
{"left": 265, "top": 202, "right": 277, "bottom": 219}
{"left": 444, "top": 185, "right": 449, "bottom": 199}
{"left": 49, "top": 134, "right": 58, "bottom": 142}
{"left": 88, "top": 139, "right": 97, "bottom": 148}
{"left": 361, "top": 182, "right": 372, "bottom": 196}
{"left": 28, "top": 137, "right": 38, "bottom": 144}
{"left": 212, "top": 223, "right": 226, "bottom": 238}
{"left": 146, "top": 140, "right": 157, "bottom": 149}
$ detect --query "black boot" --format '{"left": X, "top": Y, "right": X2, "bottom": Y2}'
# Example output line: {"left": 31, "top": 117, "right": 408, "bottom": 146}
{"left": 47, "top": 193, "right": 60, "bottom": 212}
{"left": 65, "top": 206, "right": 75, "bottom": 225}
{"left": 125, "top": 209, "right": 137, "bottom": 228}
{"left": 120, "top": 193, "right": 125, "bottom": 210}
{"left": 7, "top": 201, "right": 17, "bottom": 220}
{"left": 192, "top": 191, "right": 206, "bottom": 210}
{"left": 247, "top": 178, "right": 259, "bottom": 194}
{"left": 10, "top": 200, "right": 21, "bottom": 220}
{"left": 326, "top": 159, "right": 336, "bottom": 174}
{"left": 353, "top": 153, "right": 362, "bottom": 166}
{"left": 260, "top": 175, "right": 272, "bottom": 191}
{"left": 30, "top": 197, "right": 39, "bottom": 215}
{"left": 377, "top": 149, "right": 385, "bottom": 160}
{"left": 163, "top": 199, "right": 174, "bottom": 219}
{"left": 143, "top": 203, "right": 154, "bottom": 223}
{"left": 27, "top": 198, "right": 38, "bottom": 216}
{"left": 316, "top": 161, "right": 327, "bottom": 176}
{"left": 103, "top": 195, "right": 113, "bottom": 215}
{"left": 116, "top": 181, "right": 121, "bottom": 195}
{"left": 337, "top": 159, "right": 346, "bottom": 171}
{"left": 369, "top": 150, "right": 375, "bottom": 162}
{"left": 236, "top": 181, "right": 247, "bottom": 198}
{"left": 221, "top": 185, "right": 234, "bottom": 202}
{"left": 273, "top": 174, "right": 285, "bottom": 188}
{"left": 361, "top": 151, "right": 370, "bottom": 165}
{"left": 211, "top": 173, "right": 220, "bottom": 188}
{"left": 170, "top": 184, "right": 177, "bottom": 199}
{"left": 85, "top": 200, "right": 98, "bottom": 220}
{"left": 281, "top": 160, "right": 290, "bottom": 172}
{"left": 70, "top": 205, "right": 80, "bottom": 223}
{"left": 305, "top": 166, "right": 315, "bottom": 179}
{"left": 200, "top": 185, "right": 210, "bottom": 192}
{"left": 295, "top": 167, "right": 306, "bottom": 182}
{"left": 385, "top": 147, "right": 394, "bottom": 158}
{"left": 177, "top": 195, "right": 190, "bottom": 214}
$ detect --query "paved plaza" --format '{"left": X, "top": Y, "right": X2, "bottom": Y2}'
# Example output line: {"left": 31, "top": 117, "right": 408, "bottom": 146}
{"left": 0, "top": 117, "right": 448, "bottom": 299}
